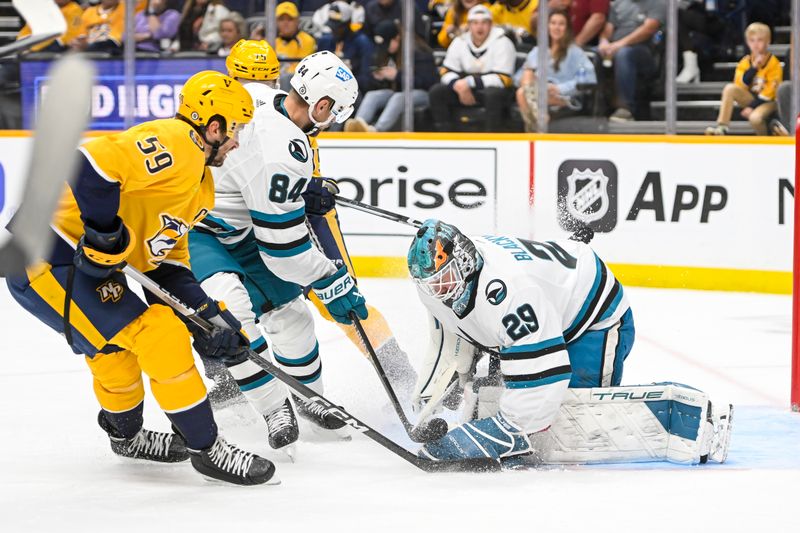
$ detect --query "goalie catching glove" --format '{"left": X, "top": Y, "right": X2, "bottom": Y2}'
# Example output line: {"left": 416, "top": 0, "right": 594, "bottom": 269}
{"left": 187, "top": 299, "right": 250, "bottom": 364}
{"left": 419, "top": 412, "right": 532, "bottom": 461}
{"left": 311, "top": 266, "right": 368, "bottom": 325}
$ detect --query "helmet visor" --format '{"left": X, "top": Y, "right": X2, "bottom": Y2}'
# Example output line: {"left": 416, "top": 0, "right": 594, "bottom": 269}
{"left": 414, "top": 260, "right": 464, "bottom": 302}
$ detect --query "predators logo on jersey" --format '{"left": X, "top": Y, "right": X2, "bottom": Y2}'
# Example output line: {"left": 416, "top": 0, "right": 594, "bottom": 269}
{"left": 147, "top": 214, "right": 190, "bottom": 265}
{"left": 96, "top": 280, "right": 125, "bottom": 303}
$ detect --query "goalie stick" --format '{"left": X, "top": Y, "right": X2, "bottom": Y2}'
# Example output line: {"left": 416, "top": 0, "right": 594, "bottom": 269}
{"left": 334, "top": 195, "right": 595, "bottom": 244}
{"left": 0, "top": 0, "right": 67, "bottom": 57}
{"left": 122, "top": 264, "right": 501, "bottom": 474}
{"left": 350, "top": 313, "right": 449, "bottom": 443}
{"left": 0, "top": 54, "right": 93, "bottom": 276}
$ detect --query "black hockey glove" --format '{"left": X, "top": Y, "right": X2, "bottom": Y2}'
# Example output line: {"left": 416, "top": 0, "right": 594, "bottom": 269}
{"left": 74, "top": 216, "right": 134, "bottom": 278}
{"left": 188, "top": 299, "right": 250, "bottom": 364}
{"left": 302, "top": 177, "right": 338, "bottom": 216}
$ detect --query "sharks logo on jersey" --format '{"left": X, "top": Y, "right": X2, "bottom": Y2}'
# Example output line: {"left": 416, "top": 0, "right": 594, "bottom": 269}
{"left": 289, "top": 139, "right": 308, "bottom": 163}
{"left": 147, "top": 214, "right": 190, "bottom": 264}
{"left": 485, "top": 279, "right": 507, "bottom": 305}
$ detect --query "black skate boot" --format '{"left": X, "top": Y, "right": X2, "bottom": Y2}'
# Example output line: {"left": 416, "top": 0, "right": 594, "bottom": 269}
{"left": 265, "top": 399, "right": 299, "bottom": 450}
{"left": 189, "top": 435, "right": 279, "bottom": 486}
{"left": 292, "top": 394, "right": 350, "bottom": 439}
{"left": 98, "top": 411, "right": 189, "bottom": 463}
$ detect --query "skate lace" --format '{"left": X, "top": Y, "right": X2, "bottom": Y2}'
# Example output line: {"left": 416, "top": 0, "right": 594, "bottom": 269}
{"left": 267, "top": 404, "right": 294, "bottom": 431}
{"left": 208, "top": 437, "right": 254, "bottom": 478}
{"left": 303, "top": 400, "right": 329, "bottom": 419}
{"left": 127, "top": 430, "right": 171, "bottom": 457}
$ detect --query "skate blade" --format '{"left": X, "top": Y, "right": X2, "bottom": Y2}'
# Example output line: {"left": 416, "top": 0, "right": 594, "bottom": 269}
{"left": 200, "top": 473, "right": 282, "bottom": 486}
{"left": 282, "top": 444, "right": 297, "bottom": 463}
{"left": 307, "top": 423, "right": 352, "bottom": 442}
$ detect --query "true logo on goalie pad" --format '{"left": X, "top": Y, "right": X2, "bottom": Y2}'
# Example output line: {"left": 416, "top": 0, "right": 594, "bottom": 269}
{"left": 557, "top": 160, "right": 617, "bottom": 233}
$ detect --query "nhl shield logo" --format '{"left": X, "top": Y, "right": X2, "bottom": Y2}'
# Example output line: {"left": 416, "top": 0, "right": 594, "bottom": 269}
{"left": 557, "top": 160, "right": 618, "bottom": 233}
{"left": 566, "top": 168, "right": 609, "bottom": 223}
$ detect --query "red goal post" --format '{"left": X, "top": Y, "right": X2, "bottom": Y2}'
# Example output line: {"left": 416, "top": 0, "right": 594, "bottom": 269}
{"left": 793, "top": 114, "right": 800, "bottom": 411}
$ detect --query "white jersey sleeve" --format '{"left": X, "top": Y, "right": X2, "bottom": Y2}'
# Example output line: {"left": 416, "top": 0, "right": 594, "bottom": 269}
{"left": 493, "top": 287, "right": 572, "bottom": 434}
{"left": 242, "top": 122, "right": 337, "bottom": 287}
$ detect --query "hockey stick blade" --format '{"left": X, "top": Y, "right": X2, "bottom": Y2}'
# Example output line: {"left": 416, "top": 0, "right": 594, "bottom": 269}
{"left": 350, "top": 312, "right": 449, "bottom": 443}
{"left": 122, "top": 265, "right": 501, "bottom": 474}
{"left": 0, "top": 0, "right": 66, "bottom": 57}
{"left": 0, "top": 54, "right": 93, "bottom": 276}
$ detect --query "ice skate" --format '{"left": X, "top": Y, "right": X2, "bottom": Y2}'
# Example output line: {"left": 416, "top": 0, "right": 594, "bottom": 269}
{"left": 293, "top": 394, "right": 351, "bottom": 440}
{"left": 98, "top": 411, "right": 189, "bottom": 463}
{"left": 700, "top": 402, "right": 733, "bottom": 464}
{"left": 189, "top": 435, "right": 279, "bottom": 485}
{"left": 265, "top": 398, "right": 299, "bottom": 460}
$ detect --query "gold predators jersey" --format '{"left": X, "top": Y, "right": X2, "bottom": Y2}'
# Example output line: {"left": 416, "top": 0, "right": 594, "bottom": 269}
{"left": 491, "top": 0, "right": 538, "bottom": 34}
{"left": 18, "top": 1, "right": 84, "bottom": 51}
{"left": 53, "top": 119, "right": 214, "bottom": 273}
{"left": 79, "top": 3, "right": 126, "bottom": 45}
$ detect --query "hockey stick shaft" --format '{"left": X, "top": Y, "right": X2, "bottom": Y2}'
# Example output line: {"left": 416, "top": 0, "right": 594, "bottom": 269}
{"left": 122, "top": 265, "right": 500, "bottom": 473}
{"left": 334, "top": 196, "right": 424, "bottom": 229}
{"left": 0, "top": 54, "right": 93, "bottom": 276}
{"left": 350, "top": 313, "right": 425, "bottom": 439}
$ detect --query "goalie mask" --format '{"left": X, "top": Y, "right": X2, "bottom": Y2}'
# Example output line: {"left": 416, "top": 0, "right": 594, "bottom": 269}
{"left": 407, "top": 220, "right": 483, "bottom": 310}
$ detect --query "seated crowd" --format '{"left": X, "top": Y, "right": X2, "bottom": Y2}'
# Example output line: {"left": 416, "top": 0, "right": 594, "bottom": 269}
{"left": 4, "top": 0, "right": 796, "bottom": 135}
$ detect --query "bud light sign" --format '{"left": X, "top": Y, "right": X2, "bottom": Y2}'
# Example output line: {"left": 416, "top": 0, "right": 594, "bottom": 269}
{"left": 20, "top": 57, "right": 227, "bottom": 130}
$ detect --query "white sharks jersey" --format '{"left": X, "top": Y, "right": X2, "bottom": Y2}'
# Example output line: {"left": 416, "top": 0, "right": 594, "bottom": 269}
{"left": 196, "top": 84, "right": 336, "bottom": 286}
{"left": 416, "top": 235, "right": 629, "bottom": 434}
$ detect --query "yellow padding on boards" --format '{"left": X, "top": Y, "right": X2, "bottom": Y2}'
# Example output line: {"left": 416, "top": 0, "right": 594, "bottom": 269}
{"left": 349, "top": 257, "right": 792, "bottom": 295}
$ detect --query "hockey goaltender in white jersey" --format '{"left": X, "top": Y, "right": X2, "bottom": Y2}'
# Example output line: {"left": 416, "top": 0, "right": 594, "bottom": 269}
{"left": 406, "top": 219, "right": 732, "bottom": 466}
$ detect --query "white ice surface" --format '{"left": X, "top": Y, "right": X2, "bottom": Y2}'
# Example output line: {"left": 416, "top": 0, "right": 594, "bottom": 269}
{"left": 1, "top": 279, "right": 799, "bottom": 533}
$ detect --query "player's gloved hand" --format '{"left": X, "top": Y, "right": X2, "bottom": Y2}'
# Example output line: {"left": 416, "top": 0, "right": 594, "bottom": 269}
{"left": 302, "top": 177, "right": 338, "bottom": 215}
{"left": 419, "top": 412, "right": 532, "bottom": 461}
{"left": 311, "top": 266, "right": 368, "bottom": 325}
{"left": 74, "top": 216, "right": 135, "bottom": 278}
{"left": 188, "top": 299, "right": 250, "bottom": 364}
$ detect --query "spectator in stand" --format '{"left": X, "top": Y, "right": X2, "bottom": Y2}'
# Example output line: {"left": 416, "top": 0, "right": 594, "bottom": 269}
{"left": 675, "top": 0, "right": 725, "bottom": 83}
{"left": 71, "top": 0, "right": 125, "bottom": 54}
{"left": 178, "top": 0, "right": 230, "bottom": 51}
{"left": 17, "top": 0, "right": 84, "bottom": 52}
{"left": 598, "top": 0, "right": 666, "bottom": 122}
{"left": 312, "top": 2, "right": 366, "bottom": 36}
{"left": 437, "top": 0, "right": 490, "bottom": 49}
{"left": 216, "top": 13, "right": 247, "bottom": 56}
{"left": 554, "top": 0, "right": 608, "bottom": 46}
{"left": 363, "top": 0, "right": 425, "bottom": 38}
{"left": 428, "top": 5, "right": 515, "bottom": 132}
{"left": 274, "top": 2, "right": 318, "bottom": 90}
{"left": 344, "top": 19, "right": 437, "bottom": 132}
{"left": 317, "top": 2, "right": 375, "bottom": 92}
{"left": 491, "top": 0, "right": 539, "bottom": 43}
{"left": 705, "top": 23, "right": 783, "bottom": 136}
{"left": 134, "top": 0, "right": 180, "bottom": 52}
{"left": 516, "top": 9, "right": 596, "bottom": 132}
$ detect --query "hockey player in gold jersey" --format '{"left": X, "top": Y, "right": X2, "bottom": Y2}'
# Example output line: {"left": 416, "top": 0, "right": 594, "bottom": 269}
{"left": 5, "top": 70, "right": 278, "bottom": 486}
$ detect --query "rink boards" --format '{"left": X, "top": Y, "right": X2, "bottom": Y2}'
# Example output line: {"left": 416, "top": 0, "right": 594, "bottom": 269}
{"left": 0, "top": 132, "right": 794, "bottom": 293}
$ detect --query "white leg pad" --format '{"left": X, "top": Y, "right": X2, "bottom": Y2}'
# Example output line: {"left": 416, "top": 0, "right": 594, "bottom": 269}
{"left": 532, "top": 383, "right": 711, "bottom": 465}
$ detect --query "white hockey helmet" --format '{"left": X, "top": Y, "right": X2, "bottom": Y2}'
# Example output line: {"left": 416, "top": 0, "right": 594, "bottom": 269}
{"left": 290, "top": 51, "right": 359, "bottom": 129}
